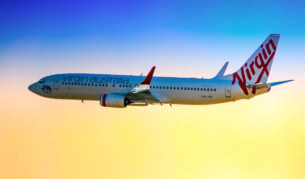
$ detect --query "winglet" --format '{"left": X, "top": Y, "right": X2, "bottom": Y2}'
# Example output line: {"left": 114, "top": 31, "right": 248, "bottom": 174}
{"left": 141, "top": 66, "right": 156, "bottom": 85}
{"left": 214, "top": 61, "right": 229, "bottom": 78}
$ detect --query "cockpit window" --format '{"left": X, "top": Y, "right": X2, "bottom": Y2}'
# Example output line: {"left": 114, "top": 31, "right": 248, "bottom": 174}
{"left": 39, "top": 79, "right": 45, "bottom": 83}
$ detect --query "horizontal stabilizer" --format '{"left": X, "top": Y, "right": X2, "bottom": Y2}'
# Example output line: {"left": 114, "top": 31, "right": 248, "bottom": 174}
{"left": 268, "top": 80, "right": 293, "bottom": 87}
{"left": 214, "top": 61, "right": 229, "bottom": 78}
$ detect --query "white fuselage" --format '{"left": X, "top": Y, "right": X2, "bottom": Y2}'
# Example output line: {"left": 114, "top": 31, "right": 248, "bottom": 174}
{"left": 28, "top": 35, "right": 287, "bottom": 106}
{"left": 28, "top": 73, "right": 269, "bottom": 105}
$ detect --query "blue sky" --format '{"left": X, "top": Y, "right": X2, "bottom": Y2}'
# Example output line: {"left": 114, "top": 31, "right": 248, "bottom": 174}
{"left": 0, "top": 0, "right": 304, "bottom": 79}
{"left": 2, "top": 0, "right": 305, "bottom": 43}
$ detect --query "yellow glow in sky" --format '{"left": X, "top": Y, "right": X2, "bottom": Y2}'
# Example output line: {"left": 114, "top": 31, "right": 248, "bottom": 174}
{"left": 0, "top": 74, "right": 304, "bottom": 179}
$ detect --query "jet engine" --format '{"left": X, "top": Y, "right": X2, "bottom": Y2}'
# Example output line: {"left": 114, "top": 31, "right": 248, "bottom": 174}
{"left": 100, "top": 94, "right": 129, "bottom": 108}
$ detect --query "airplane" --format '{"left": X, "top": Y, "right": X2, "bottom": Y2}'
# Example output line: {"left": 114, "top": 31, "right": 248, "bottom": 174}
{"left": 28, "top": 34, "right": 293, "bottom": 108}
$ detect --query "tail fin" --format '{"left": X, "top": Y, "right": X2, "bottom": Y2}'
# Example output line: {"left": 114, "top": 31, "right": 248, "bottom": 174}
{"left": 232, "top": 34, "right": 280, "bottom": 95}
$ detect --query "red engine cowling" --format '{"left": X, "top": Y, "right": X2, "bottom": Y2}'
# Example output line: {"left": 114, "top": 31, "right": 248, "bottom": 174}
{"left": 100, "top": 94, "right": 128, "bottom": 108}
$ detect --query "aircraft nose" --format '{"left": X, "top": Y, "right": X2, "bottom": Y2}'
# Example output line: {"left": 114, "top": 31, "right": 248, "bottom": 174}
{"left": 28, "top": 83, "right": 36, "bottom": 93}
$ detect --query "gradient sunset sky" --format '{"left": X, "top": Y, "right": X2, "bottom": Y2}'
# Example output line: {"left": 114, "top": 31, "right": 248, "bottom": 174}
{"left": 1, "top": 0, "right": 305, "bottom": 179}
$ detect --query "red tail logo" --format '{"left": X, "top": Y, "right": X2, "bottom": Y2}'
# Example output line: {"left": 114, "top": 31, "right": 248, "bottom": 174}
{"left": 232, "top": 39, "right": 277, "bottom": 95}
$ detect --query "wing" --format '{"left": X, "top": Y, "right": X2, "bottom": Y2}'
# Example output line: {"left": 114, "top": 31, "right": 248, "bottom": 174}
{"left": 213, "top": 61, "right": 229, "bottom": 79}
{"left": 125, "top": 66, "right": 160, "bottom": 103}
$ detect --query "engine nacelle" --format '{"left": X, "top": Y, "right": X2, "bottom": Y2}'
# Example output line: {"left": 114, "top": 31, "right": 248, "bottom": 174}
{"left": 100, "top": 94, "right": 128, "bottom": 108}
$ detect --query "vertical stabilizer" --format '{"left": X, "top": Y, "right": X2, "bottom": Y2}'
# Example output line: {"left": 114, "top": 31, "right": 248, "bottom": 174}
{"left": 232, "top": 34, "right": 280, "bottom": 95}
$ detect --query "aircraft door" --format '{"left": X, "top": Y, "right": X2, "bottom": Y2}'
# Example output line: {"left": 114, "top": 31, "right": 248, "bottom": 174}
{"left": 225, "top": 86, "right": 231, "bottom": 98}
